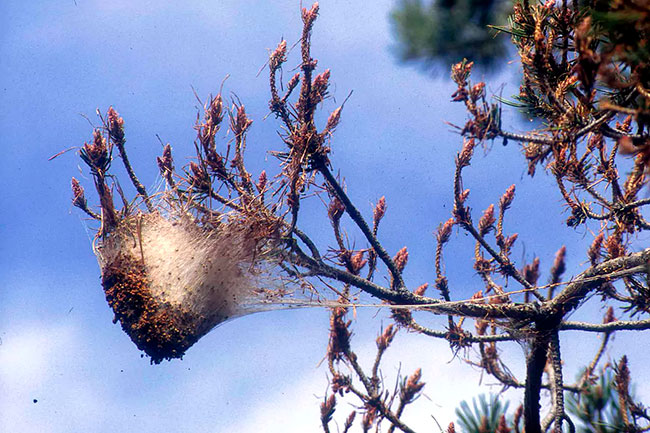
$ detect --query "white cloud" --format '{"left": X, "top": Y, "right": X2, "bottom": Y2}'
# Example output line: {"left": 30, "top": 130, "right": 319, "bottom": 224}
{"left": 225, "top": 368, "right": 328, "bottom": 433}
{"left": 220, "top": 325, "right": 525, "bottom": 432}
{"left": 0, "top": 324, "right": 67, "bottom": 386}
{"left": 0, "top": 322, "right": 108, "bottom": 433}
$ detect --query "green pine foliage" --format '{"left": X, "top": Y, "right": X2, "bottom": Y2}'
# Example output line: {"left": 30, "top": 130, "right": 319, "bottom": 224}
{"left": 390, "top": 0, "right": 511, "bottom": 70}
{"left": 567, "top": 371, "right": 627, "bottom": 433}
{"left": 456, "top": 394, "right": 510, "bottom": 433}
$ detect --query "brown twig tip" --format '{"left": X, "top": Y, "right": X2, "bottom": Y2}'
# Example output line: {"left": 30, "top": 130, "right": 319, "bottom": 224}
{"left": 257, "top": 170, "right": 267, "bottom": 192}
{"left": 206, "top": 94, "right": 224, "bottom": 126}
{"left": 401, "top": 368, "right": 425, "bottom": 404}
{"left": 328, "top": 197, "right": 345, "bottom": 222}
{"left": 614, "top": 355, "right": 633, "bottom": 427}
{"left": 605, "top": 231, "right": 625, "bottom": 259}
{"left": 393, "top": 247, "right": 408, "bottom": 273}
{"left": 587, "top": 133, "right": 604, "bottom": 151}
{"left": 302, "top": 2, "right": 319, "bottom": 26}
{"left": 320, "top": 394, "right": 336, "bottom": 424}
{"left": 328, "top": 307, "right": 351, "bottom": 361}
{"left": 588, "top": 233, "right": 604, "bottom": 265}
{"left": 437, "top": 218, "right": 455, "bottom": 244}
{"left": 350, "top": 251, "right": 367, "bottom": 274}
{"left": 471, "top": 290, "right": 485, "bottom": 302}
{"left": 362, "top": 407, "right": 377, "bottom": 431}
{"left": 344, "top": 412, "right": 356, "bottom": 431}
{"left": 376, "top": 324, "right": 397, "bottom": 351}
{"left": 604, "top": 306, "right": 617, "bottom": 324}
{"left": 312, "top": 69, "right": 330, "bottom": 103}
{"left": 502, "top": 233, "right": 518, "bottom": 254}
{"left": 469, "top": 82, "right": 486, "bottom": 102}
{"left": 523, "top": 257, "right": 541, "bottom": 286}
{"left": 324, "top": 107, "right": 342, "bottom": 134}
{"left": 458, "top": 189, "right": 470, "bottom": 203}
{"left": 231, "top": 104, "right": 253, "bottom": 136}
{"left": 157, "top": 144, "right": 174, "bottom": 183}
{"left": 457, "top": 138, "right": 476, "bottom": 167}
{"left": 615, "top": 355, "right": 631, "bottom": 400}
{"left": 71, "top": 177, "right": 86, "bottom": 208}
{"left": 80, "top": 130, "right": 110, "bottom": 172}
{"left": 478, "top": 204, "right": 496, "bottom": 236}
{"left": 269, "top": 40, "right": 287, "bottom": 70}
{"left": 550, "top": 245, "right": 567, "bottom": 284}
{"left": 496, "top": 415, "right": 510, "bottom": 433}
{"left": 196, "top": 95, "right": 224, "bottom": 160}
{"left": 70, "top": 176, "right": 100, "bottom": 219}
{"left": 617, "top": 115, "right": 633, "bottom": 134}
{"left": 499, "top": 184, "right": 516, "bottom": 210}
{"left": 451, "top": 58, "right": 473, "bottom": 88}
{"left": 283, "top": 73, "right": 301, "bottom": 103}
{"left": 414, "top": 283, "right": 428, "bottom": 296}
{"left": 453, "top": 190, "right": 471, "bottom": 225}
{"left": 107, "top": 106, "right": 125, "bottom": 143}
{"left": 373, "top": 196, "right": 386, "bottom": 225}
{"left": 189, "top": 161, "right": 210, "bottom": 192}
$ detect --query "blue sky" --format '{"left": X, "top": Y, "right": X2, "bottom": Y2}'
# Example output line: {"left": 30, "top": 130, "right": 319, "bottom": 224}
{"left": 2, "top": 1, "right": 649, "bottom": 432}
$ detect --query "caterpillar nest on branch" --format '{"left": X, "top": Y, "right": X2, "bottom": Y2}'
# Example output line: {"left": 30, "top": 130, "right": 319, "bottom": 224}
{"left": 95, "top": 210, "right": 293, "bottom": 364}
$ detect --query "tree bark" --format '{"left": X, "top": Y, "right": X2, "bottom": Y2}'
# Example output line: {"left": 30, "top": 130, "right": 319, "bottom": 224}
{"left": 524, "top": 333, "right": 550, "bottom": 433}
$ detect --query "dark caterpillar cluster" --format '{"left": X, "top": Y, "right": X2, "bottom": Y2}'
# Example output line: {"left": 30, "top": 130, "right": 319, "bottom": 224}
{"left": 101, "top": 254, "right": 203, "bottom": 364}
